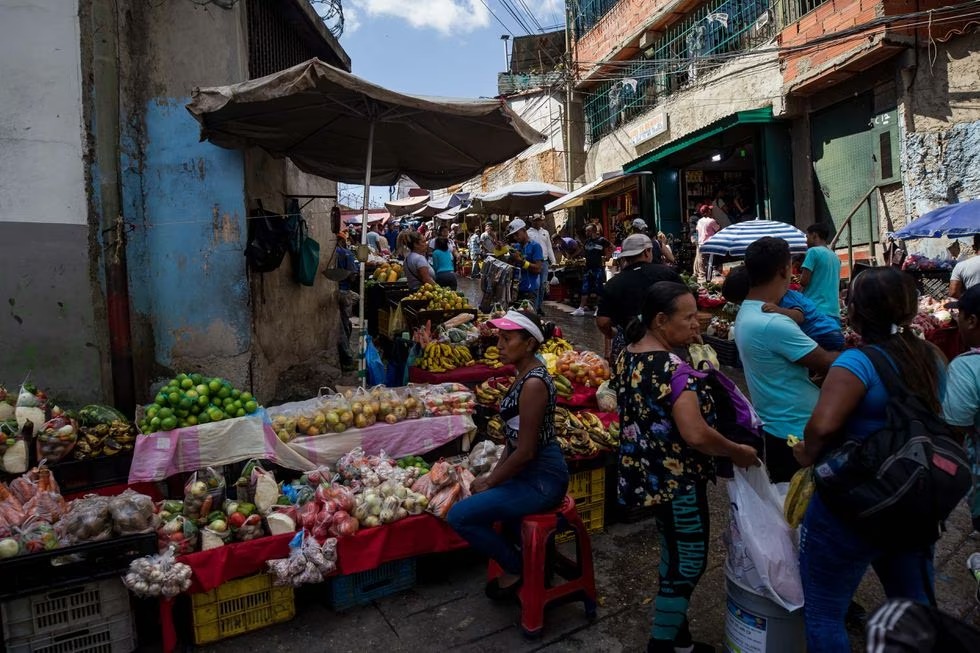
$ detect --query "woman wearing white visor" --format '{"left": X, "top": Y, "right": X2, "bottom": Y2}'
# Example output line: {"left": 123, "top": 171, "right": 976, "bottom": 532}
{"left": 447, "top": 309, "right": 569, "bottom": 600}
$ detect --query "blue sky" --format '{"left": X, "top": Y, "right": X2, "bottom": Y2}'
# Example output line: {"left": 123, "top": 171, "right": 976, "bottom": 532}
{"left": 329, "top": 0, "right": 564, "bottom": 208}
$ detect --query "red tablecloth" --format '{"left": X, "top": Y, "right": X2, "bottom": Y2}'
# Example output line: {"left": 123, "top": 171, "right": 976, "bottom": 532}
{"left": 926, "top": 325, "right": 964, "bottom": 361}
{"left": 557, "top": 383, "right": 598, "bottom": 410}
{"left": 160, "top": 515, "right": 468, "bottom": 651}
{"left": 409, "top": 363, "right": 516, "bottom": 385}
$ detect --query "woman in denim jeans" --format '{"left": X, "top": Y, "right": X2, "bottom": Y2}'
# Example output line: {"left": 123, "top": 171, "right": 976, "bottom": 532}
{"left": 794, "top": 267, "right": 946, "bottom": 652}
{"left": 447, "top": 309, "right": 569, "bottom": 600}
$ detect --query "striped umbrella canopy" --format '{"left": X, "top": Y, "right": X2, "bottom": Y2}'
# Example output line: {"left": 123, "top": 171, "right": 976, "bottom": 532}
{"left": 699, "top": 219, "right": 808, "bottom": 257}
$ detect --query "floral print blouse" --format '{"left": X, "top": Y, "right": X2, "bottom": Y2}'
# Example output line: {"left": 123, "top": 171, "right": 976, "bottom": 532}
{"left": 613, "top": 350, "right": 716, "bottom": 507}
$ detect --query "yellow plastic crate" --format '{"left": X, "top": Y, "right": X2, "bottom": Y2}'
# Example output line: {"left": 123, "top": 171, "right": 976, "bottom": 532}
{"left": 190, "top": 573, "right": 294, "bottom": 645}
{"left": 557, "top": 499, "right": 605, "bottom": 543}
{"left": 567, "top": 467, "right": 605, "bottom": 507}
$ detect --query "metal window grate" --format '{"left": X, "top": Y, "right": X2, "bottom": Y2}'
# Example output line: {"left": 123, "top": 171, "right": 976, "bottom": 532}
{"left": 582, "top": 0, "right": 786, "bottom": 144}
{"left": 246, "top": 0, "right": 324, "bottom": 79}
{"left": 574, "top": 0, "right": 621, "bottom": 37}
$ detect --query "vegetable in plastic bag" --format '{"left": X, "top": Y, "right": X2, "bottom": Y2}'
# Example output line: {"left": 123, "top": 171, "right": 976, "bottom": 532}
{"left": 427, "top": 483, "right": 461, "bottom": 519}
{"left": 183, "top": 467, "right": 225, "bottom": 524}
{"left": 16, "top": 518, "right": 59, "bottom": 554}
{"left": 0, "top": 484, "right": 26, "bottom": 528}
{"left": 596, "top": 380, "right": 617, "bottom": 412}
{"left": 35, "top": 416, "right": 77, "bottom": 463}
{"left": 108, "top": 489, "right": 157, "bottom": 535}
{"left": 466, "top": 441, "right": 502, "bottom": 475}
{"left": 58, "top": 495, "right": 112, "bottom": 544}
{"left": 124, "top": 548, "right": 193, "bottom": 597}
{"left": 157, "top": 514, "right": 199, "bottom": 555}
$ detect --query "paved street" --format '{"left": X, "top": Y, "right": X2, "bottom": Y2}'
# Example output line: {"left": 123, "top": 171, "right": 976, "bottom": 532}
{"left": 199, "top": 275, "right": 980, "bottom": 653}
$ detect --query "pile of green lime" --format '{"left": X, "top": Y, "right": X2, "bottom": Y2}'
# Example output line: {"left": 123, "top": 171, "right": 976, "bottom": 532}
{"left": 139, "top": 373, "right": 260, "bottom": 433}
{"left": 396, "top": 455, "right": 430, "bottom": 473}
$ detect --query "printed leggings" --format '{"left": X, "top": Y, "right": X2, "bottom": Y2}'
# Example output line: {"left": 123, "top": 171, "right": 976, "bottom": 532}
{"left": 650, "top": 482, "right": 711, "bottom": 645}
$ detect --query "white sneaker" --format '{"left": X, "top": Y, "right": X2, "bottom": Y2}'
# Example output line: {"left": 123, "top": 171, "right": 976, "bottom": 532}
{"left": 571, "top": 307, "right": 586, "bottom": 316}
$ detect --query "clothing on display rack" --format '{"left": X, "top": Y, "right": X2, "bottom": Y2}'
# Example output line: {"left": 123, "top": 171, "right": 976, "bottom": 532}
{"left": 480, "top": 258, "right": 517, "bottom": 312}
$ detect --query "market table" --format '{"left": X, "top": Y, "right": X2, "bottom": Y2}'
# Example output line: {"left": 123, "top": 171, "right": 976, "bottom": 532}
{"left": 409, "top": 362, "right": 516, "bottom": 385}
{"left": 159, "top": 515, "right": 468, "bottom": 651}
{"left": 129, "top": 413, "right": 476, "bottom": 482}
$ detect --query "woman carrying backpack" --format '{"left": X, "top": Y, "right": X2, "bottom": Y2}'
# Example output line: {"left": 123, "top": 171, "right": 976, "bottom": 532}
{"left": 613, "top": 281, "right": 759, "bottom": 653}
{"left": 793, "top": 267, "right": 948, "bottom": 653}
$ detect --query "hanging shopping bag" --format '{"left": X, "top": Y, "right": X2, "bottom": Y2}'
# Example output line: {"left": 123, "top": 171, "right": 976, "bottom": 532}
{"left": 364, "top": 335, "right": 385, "bottom": 386}
{"left": 725, "top": 465, "right": 804, "bottom": 611}
{"left": 293, "top": 218, "right": 320, "bottom": 286}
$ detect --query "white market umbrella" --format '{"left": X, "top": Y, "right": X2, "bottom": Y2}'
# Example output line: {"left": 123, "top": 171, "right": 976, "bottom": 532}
{"left": 187, "top": 58, "right": 544, "bottom": 383}
{"left": 472, "top": 181, "right": 567, "bottom": 215}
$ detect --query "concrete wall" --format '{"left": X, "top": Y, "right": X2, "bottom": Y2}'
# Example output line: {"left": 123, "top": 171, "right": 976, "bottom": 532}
{"left": 584, "top": 51, "right": 783, "bottom": 179}
{"left": 0, "top": 0, "right": 107, "bottom": 403}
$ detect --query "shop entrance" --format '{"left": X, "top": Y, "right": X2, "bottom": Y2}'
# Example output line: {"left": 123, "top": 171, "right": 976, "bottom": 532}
{"left": 681, "top": 140, "right": 758, "bottom": 223}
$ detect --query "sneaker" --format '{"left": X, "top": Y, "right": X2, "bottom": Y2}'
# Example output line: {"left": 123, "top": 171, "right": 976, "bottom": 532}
{"left": 968, "top": 552, "right": 980, "bottom": 604}
{"left": 571, "top": 307, "right": 586, "bottom": 316}
{"left": 593, "top": 308, "right": 598, "bottom": 317}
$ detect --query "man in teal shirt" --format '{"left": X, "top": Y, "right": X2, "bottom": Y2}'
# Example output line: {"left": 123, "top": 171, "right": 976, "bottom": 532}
{"left": 801, "top": 222, "right": 842, "bottom": 322}
{"left": 734, "top": 237, "right": 839, "bottom": 482}
{"left": 943, "top": 285, "right": 980, "bottom": 533}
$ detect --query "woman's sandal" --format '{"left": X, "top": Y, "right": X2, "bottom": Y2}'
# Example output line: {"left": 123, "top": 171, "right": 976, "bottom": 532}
{"left": 484, "top": 577, "right": 523, "bottom": 602}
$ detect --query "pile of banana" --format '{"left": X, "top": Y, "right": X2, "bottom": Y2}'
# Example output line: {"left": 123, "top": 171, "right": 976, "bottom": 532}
{"left": 479, "top": 346, "right": 505, "bottom": 369}
{"left": 540, "top": 337, "right": 574, "bottom": 355}
{"left": 475, "top": 376, "right": 514, "bottom": 406}
{"left": 416, "top": 342, "right": 475, "bottom": 373}
{"left": 553, "top": 407, "right": 620, "bottom": 457}
{"left": 486, "top": 415, "right": 505, "bottom": 442}
{"left": 552, "top": 373, "right": 574, "bottom": 399}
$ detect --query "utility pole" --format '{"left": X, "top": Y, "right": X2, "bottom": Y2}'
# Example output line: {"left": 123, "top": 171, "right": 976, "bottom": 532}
{"left": 563, "top": 1, "right": 575, "bottom": 191}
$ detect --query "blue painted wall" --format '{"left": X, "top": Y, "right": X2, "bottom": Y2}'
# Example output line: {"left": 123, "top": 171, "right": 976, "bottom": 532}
{"left": 122, "top": 97, "right": 250, "bottom": 375}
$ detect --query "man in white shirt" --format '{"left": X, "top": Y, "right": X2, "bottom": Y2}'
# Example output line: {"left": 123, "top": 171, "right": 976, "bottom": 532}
{"left": 528, "top": 214, "right": 557, "bottom": 315}
{"left": 950, "top": 235, "right": 980, "bottom": 298}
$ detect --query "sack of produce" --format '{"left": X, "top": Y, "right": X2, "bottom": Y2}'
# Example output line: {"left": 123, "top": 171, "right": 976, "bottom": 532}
{"left": 267, "top": 532, "right": 338, "bottom": 587}
{"left": 35, "top": 415, "right": 78, "bottom": 463}
{"left": 16, "top": 518, "right": 59, "bottom": 554}
{"left": 246, "top": 463, "right": 279, "bottom": 515}
{"left": 467, "top": 441, "right": 502, "bottom": 475}
{"left": 347, "top": 387, "right": 378, "bottom": 429}
{"left": 23, "top": 469, "right": 66, "bottom": 524}
{"left": 157, "top": 514, "right": 199, "bottom": 555}
{"left": 596, "top": 380, "right": 617, "bottom": 412}
{"left": 183, "top": 467, "right": 225, "bottom": 524}
{"left": 0, "top": 484, "right": 26, "bottom": 528}
{"left": 108, "top": 489, "right": 158, "bottom": 536}
{"left": 58, "top": 495, "right": 112, "bottom": 544}
{"left": 124, "top": 548, "right": 193, "bottom": 597}
{"left": 427, "top": 482, "right": 462, "bottom": 519}
{"left": 234, "top": 513, "right": 264, "bottom": 542}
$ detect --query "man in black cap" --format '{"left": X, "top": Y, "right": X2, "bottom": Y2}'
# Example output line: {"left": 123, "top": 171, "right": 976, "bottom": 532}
{"left": 596, "top": 233, "right": 682, "bottom": 362}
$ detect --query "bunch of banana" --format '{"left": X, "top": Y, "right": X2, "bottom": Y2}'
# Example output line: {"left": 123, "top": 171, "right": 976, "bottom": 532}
{"left": 556, "top": 430, "right": 599, "bottom": 457}
{"left": 479, "top": 346, "right": 505, "bottom": 369}
{"left": 475, "top": 376, "right": 514, "bottom": 406}
{"left": 486, "top": 415, "right": 505, "bottom": 442}
{"left": 579, "top": 411, "right": 619, "bottom": 449}
{"left": 416, "top": 342, "right": 475, "bottom": 373}
{"left": 75, "top": 421, "right": 137, "bottom": 460}
{"left": 784, "top": 466, "right": 815, "bottom": 528}
{"left": 540, "top": 337, "right": 573, "bottom": 355}
{"left": 552, "top": 373, "right": 574, "bottom": 399}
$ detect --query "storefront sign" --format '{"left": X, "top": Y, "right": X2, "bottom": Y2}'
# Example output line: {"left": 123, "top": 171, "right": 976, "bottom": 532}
{"left": 630, "top": 111, "right": 668, "bottom": 146}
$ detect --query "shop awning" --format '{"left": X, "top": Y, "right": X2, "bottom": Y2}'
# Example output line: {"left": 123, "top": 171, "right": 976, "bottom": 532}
{"left": 544, "top": 171, "right": 651, "bottom": 212}
{"left": 624, "top": 107, "right": 775, "bottom": 172}
{"left": 385, "top": 195, "right": 430, "bottom": 216}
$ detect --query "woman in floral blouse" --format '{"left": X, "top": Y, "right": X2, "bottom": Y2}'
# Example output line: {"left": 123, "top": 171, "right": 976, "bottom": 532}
{"left": 615, "top": 281, "right": 759, "bottom": 653}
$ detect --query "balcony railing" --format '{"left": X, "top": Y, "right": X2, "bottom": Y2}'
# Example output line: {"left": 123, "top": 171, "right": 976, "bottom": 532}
{"left": 574, "top": 0, "right": 621, "bottom": 38}
{"left": 582, "top": 0, "right": 818, "bottom": 144}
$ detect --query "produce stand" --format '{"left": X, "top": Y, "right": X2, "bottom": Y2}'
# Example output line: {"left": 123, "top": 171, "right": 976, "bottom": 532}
{"left": 158, "top": 513, "right": 468, "bottom": 651}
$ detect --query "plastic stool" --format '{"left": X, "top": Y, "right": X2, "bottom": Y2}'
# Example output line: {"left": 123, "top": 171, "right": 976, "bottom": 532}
{"left": 487, "top": 495, "right": 598, "bottom": 637}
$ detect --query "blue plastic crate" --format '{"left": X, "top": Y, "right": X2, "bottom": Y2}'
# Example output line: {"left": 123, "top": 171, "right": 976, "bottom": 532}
{"left": 327, "top": 559, "right": 416, "bottom": 611}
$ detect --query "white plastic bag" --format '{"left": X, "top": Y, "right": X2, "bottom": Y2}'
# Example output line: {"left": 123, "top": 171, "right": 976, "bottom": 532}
{"left": 725, "top": 466, "right": 804, "bottom": 611}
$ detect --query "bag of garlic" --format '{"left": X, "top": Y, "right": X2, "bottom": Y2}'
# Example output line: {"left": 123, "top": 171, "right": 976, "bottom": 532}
{"left": 123, "top": 548, "right": 193, "bottom": 598}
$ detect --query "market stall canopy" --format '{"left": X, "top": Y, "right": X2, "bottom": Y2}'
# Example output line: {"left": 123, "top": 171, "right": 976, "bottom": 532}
{"left": 344, "top": 213, "right": 387, "bottom": 225}
{"left": 472, "top": 181, "right": 567, "bottom": 215}
{"left": 413, "top": 192, "right": 471, "bottom": 219}
{"left": 892, "top": 199, "right": 980, "bottom": 239}
{"left": 545, "top": 171, "right": 652, "bottom": 212}
{"left": 700, "top": 219, "right": 808, "bottom": 257}
{"left": 385, "top": 195, "right": 431, "bottom": 216}
{"left": 186, "top": 58, "right": 546, "bottom": 187}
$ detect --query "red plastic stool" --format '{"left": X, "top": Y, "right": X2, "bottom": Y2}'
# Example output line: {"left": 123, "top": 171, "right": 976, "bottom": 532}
{"left": 487, "top": 495, "right": 598, "bottom": 637}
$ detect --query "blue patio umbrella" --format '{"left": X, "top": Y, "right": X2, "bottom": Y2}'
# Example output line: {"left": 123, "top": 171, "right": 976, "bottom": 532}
{"left": 699, "top": 219, "right": 808, "bottom": 257}
{"left": 892, "top": 199, "right": 980, "bottom": 239}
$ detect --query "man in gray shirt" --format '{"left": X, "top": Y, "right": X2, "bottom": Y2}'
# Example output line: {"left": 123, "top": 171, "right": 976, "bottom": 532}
{"left": 950, "top": 234, "right": 980, "bottom": 298}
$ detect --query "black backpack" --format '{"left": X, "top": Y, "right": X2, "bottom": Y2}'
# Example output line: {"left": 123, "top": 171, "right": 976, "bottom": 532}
{"left": 245, "top": 208, "right": 298, "bottom": 273}
{"left": 814, "top": 347, "right": 971, "bottom": 550}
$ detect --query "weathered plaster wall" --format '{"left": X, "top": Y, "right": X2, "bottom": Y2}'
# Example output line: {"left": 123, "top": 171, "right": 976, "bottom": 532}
{"left": 245, "top": 151, "right": 342, "bottom": 403}
{"left": 0, "top": 0, "right": 106, "bottom": 403}
{"left": 118, "top": 1, "right": 251, "bottom": 397}
{"left": 584, "top": 51, "right": 783, "bottom": 179}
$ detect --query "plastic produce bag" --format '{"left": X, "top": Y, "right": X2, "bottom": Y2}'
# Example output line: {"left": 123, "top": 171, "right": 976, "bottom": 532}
{"left": 183, "top": 467, "right": 225, "bottom": 523}
{"left": 14, "top": 381, "right": 47, "bottom": 432}
{"left": 58, "top": 495, "right": 112, "bottom": 544}
{"left": 108, "top": 489, "right": 158, "bottom": 536}
{"left": 596, "top": 380, "right": 617, "bottom": 412}
{"left": 0, "top": 484, "right": 26, "bottom": 527}
{"left": 725, "top": 466, "right": 803, "bottom": 611}
{"left": 689, "top": 343, "right": 720, "bottom": 369}
{"left": 157, "top": 515, "right": 199, "bottom": 555}
{"left": 16, "top": 518, "right": 59, "bottom": 554}
{"left": 1, "top": 419, "right": 28, "bottom": 475}
{"left": 467, "top": 441, "right": 502, "bottom": 475}
{"left": 124, "top": 549, "right": 192, "bottom": 597}
{"left": 35, "top": 416, "right": 77, "bottom": 463}
{"left": 365, "top": 335, "right": 385, "bottom": 387}
{"left": 23, "top": 469, "right": 66, "bottom": 524}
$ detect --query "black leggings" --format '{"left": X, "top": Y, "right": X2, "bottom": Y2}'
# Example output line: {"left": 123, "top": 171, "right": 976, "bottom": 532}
{"left": 650, "top": 481, "right": 710, "bottom": 646}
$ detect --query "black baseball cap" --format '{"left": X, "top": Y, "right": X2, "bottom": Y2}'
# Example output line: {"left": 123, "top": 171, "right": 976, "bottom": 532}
{"left": 949, "top": 284, "right": 980, "bottom": 316}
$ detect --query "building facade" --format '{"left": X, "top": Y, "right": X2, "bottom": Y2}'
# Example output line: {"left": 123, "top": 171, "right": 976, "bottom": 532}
{"left": 568, "top": 0, "right": 980, "bottom": 264}
{"left": 0, "top": 0, "right": 351, "bottom": 409}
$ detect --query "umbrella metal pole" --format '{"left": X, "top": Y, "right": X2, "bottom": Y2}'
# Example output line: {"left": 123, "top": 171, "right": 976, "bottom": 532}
{"left": 358, "top": 120, "right": 376, "bottom": 388}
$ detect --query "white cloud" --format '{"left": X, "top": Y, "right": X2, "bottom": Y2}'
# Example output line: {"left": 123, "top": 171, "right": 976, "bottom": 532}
{"left": 350, "top": 0, "right": 491, "bottom": 36}
{"left": 344, "top": 5, "right": 362, "bottom": 33}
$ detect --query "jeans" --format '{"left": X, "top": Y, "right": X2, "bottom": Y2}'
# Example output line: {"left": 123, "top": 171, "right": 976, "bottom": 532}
{"left": 447, "top": 443, "right": 568, "bottom": 575}
{"left": 536, "top": 261, "right": 549, "bottom": 311}
{"left": 799, "top": 494, "right": 935, "bottom": 653}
